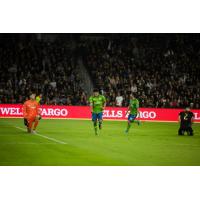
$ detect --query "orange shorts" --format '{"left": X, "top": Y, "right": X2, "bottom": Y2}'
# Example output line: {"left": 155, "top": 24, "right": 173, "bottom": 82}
{"left": 27, "top": 116, "right": 38, "bottom": 123}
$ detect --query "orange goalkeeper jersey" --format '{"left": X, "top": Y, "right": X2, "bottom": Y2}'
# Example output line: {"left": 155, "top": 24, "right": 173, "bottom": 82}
{"left": 23, "top": 100, "right": 40, "bottom": 118}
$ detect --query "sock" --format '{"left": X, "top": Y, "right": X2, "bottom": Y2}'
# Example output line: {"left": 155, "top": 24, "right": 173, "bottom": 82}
{"left": 134, "top": 120, "right": 140, "bottom": 125}
{"left": 28, "top": 121, "right": 33, "bottom": 130}
{"left": 33, "top": 120, "right": 39, "bottom": 130}
{"left": 94, "top": 121, "right": 97, "bottom": 133}
{"left": 126, "top": 121, "right": 131, "bottom": 132}
{"left": 99, "top": 121, "right": 102, "bottom": 129}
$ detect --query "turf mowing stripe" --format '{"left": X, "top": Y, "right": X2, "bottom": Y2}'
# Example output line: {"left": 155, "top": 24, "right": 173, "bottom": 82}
{"left": 0, "top": 142, "right": 56, "bottom": 145}
{"left": 15, "top": 126, "right": 67, "bottom": 145}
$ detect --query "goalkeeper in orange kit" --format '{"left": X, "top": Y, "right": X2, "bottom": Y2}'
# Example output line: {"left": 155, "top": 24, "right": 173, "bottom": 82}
{"left": 23, "top": 93, "right": 41, "bottom": 133}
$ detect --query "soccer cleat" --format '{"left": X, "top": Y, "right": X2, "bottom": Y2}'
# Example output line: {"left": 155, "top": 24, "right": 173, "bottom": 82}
{"left": 94, "top": 127, "right": 98, "bottom": 135}
{"left": 27, "top": 128, "right": 31, "bottom": 133}
{"left": 137, "top": 120, "right": 141, "bottom": 126}
{"left": 124, "top": 130, "right": 128, "bottom": 134}
{"left": 95, "top": 131, "right": 98, "bottom": 136}
{"left": 32, "top": 130, "right": 37, "bottom": 134}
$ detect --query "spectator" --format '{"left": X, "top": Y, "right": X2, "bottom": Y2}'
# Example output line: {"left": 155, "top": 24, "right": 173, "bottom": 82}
{"left": 81, "top": 34, "right": 200, "bottom": 108}
{"left": 0, "top": 34, "right": 199, "bottom": 109}
{"left": 115, "top": 92, "right": 123, "bottom": 107}
{"left": 0, "top": 36, "right": 87, "bottom": 106}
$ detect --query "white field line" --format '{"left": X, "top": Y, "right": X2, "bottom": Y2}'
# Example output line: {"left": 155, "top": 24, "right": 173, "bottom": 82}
{"left": 0, "top": 142, "right": 55, "bottom": 145}
{"left": 15, "top": 126, "right": 67, "bottom": 145}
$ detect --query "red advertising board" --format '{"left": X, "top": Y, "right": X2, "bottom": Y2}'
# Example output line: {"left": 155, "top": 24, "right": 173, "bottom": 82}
{"left": 0, "top": 104, "right": 200, "bottom": 122}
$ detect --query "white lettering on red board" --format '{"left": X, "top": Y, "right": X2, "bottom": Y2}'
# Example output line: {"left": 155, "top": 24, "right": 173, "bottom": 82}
{"left": 194, "top": 113, "right": 200, "bottom": 120}
{"left": 139, "top": 111, "right": 156, "bottom": 119}
{"left": 103, "top": 110, "right": 156, "bottom": 119}
{"left": 124, "top": 110, "right": 156, "bottom": 119}
{"left": 103, "top": 110, "right": 123, "bottom": 118}
{"left": 0, "top": 107, "right": 22, "bottom": 115}
{"left": 41, "top": 108, "right": 68, "bottom": 117}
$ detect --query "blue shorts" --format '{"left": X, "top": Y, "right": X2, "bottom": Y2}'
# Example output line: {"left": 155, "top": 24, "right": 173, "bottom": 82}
{"left": 92, "top": 112, "right": 103, "bottom": 121}
{"left": 128, "top": 114, "right": 137, "bottom": 122}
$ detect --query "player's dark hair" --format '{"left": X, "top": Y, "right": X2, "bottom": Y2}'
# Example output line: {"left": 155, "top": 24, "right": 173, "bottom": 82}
{"left": 93, "top": 88, "right": 99, "bottom": 93}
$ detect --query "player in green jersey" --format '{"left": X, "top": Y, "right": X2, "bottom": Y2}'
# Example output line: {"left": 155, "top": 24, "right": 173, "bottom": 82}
{"left": 125, "top": 93, "right": 140, "bottom": 134}
{"left": 36, "top": 93, "right": 42, "bottom": 120}
{"left": 36, "top": 94, "right": 42, "bottom": 104}
{"left": 89, "top": 89, "right": 106, "bottom": 135}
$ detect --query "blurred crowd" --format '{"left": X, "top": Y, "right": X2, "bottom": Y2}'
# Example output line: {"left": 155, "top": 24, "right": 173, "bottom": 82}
{"left": 0, "top": 37, "right": 87, "bottom": 105}
{"left": 0, "top": 34, "right": 199, "bottom": 108}
{"left": 81, "top": 35, "right": 200, "bottom": 108}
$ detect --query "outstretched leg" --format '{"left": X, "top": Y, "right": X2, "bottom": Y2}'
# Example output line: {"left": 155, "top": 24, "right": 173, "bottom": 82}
{"left": 134, "top": 120, "right": 141, "bottom": 125}
{"left": 98, "top": 112, "right": 103, "bottom": 130}
{"left": 28, "top": 119, "right": 33, "bottom": 133}
{"left": 24, "top": 118, "right": 28, "bottom": 127}
{"left": 93, "top": 121, "right": 98, "bottom": 135}
{"left": 125, "top": 120, "right": 132, "bottom": 134}
{"left": 125, "top": 114, "right": 136, "bottom": 134}
{"left": 178, "top": 127, "right": 184, "bottom": 136}
{"left": 92, "top": 113, "right": 98, "bottom": 135}
{"left": 24, "top": 118, "right": 30, "bottom": 132}
{"left": 187, "top": 127, "right": 193, "bottom": 136}
{"left": 99, "top": 120, "right": 102, "bottom": 130}
{"left": 32, "top": 119, "right": 39, "bottom": 133}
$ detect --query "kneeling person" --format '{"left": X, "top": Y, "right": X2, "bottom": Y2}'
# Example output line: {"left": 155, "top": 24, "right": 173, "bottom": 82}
{"left": 23, "top": 93, "right": 41, "bottom": 133}
{"left": 89, "top": 89, "right": 106, "bottom": 135}
{"left": 178, "top": 107, "right": 194, "bottom": 136}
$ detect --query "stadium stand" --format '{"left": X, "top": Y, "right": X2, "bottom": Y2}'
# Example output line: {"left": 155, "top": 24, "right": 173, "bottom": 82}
{"left": 0, "top": 34, "right": 199, "bottom": 108}
{"left": 0, "top": 35, "right": 87, "bottom": 105}
{"left": 81, "top": 34, "right": 200, "bottom": 108}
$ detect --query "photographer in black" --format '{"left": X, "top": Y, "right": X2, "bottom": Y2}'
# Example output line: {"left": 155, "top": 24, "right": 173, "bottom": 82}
{"left": 178, "top": 107, "right": 194, "bottom": 136}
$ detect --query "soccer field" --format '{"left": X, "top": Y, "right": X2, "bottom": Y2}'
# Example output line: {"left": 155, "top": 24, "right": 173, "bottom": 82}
{"left": 0, "top": 118, "right": 199, "bottom": 166}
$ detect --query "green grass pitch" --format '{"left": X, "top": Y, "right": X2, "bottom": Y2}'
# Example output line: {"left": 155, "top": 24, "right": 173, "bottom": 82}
{"left": 0, "top": 118, "right": 199, "bottom": 166}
